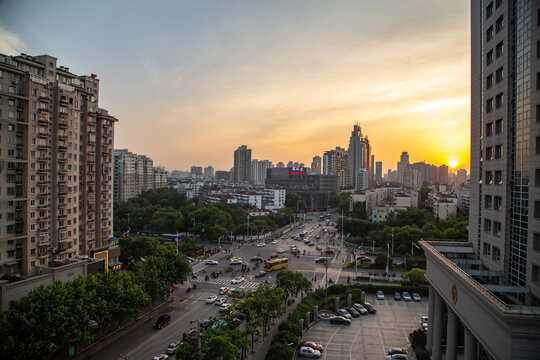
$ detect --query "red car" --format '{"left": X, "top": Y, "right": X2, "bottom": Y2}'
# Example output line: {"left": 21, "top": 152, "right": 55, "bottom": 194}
{"left": 299, "top": 341, "right": 324, "bottom": 351}
{"left": 325, "top": 249, "right": 335, "bottom": 254}
{"left": 270, "top": 253, "right": 278, "bottom": 258}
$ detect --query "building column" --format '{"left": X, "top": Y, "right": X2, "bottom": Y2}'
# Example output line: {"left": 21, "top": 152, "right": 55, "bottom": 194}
{"left": 446, "top": 308, "right": 458, "bottom": 360}
{"left": 432, "top": 292, "right": 444, "bottom": 360}
{"left": 426, "top": 285, "right": 435, "bottom": 352}
{"left": 464, "top": 328, "right": 478, "bottom": 360}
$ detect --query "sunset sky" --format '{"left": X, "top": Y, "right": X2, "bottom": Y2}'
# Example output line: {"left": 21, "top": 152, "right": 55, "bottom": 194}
{"left": 0, "top": 0, "right": 471, "bottom": 173}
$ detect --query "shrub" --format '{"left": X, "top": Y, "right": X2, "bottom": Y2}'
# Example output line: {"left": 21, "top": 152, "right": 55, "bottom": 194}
{"left": 408, "top": 329, "right": 427, "bottom": 349}
{"left": 265, "top": 343, "right": 295, "bottom": 360}
{"left": 415, "top": 348, "right": 430, "bottom": 360}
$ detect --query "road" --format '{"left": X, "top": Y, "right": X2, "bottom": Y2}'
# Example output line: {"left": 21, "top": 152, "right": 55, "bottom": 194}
{"left": 84, "top": 214, "right": 346, "bottom": 360}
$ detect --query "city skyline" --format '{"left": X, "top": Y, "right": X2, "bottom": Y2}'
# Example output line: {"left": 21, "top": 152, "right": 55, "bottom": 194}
{"left": 0, "top": 0, "right": 471, "bottom": 171}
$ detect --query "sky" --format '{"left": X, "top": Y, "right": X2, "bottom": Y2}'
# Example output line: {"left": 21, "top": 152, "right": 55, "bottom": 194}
{"left": 0, "top": 0, "right": 471, "bottom": 173}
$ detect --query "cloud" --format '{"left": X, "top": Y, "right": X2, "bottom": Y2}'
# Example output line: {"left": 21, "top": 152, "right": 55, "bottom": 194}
{"left": 0, "top": 24, "right": 23, "bottom": 55}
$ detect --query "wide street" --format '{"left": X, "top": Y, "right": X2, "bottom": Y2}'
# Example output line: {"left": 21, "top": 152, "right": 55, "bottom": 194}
{"left": 83, "top": 214, "right": 377, "bottom": 360}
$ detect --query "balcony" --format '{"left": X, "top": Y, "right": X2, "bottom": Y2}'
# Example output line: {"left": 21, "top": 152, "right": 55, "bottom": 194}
{"left": 38, "top": 96, "right": 49, "bottom": 103}
{"left": 15, "top": 217, "right": 24, "bottom": 224}
{"left": 58, "top": 133, "right": 68, "bottom": 140}
{"left": 38, "top": 132, "right": 48, "bottom": 138}
{"left": 58, "top": 190, "right": 68, "bottom": 196}
{"left": 58, "top": 202, "right": 67, "bottom": 208}
{"left": 58, "top": 157, "right": 66, "bottom": 162}
{"left": 37, "top": 167, "right": 48, "bottom": 174}
{"left": 58, "top": 168, "right": 67, "bottom": 174}
{"left": 58, "top": 214, "right": 67, "bottom": 220}
{"left": 16, "top": 142, "right": 23, "bottom": 148}
{"left": 37, "top": 217, "right": 47, "bottom": 223}
{"left": 60, "top": 98, "right": 69, "bottom": 105}
{"left": 15, "top": 167, "right": 23, "bottom": 174}
{"left": 37, "top": 204, "right": 47, "bottom": 209}
{"left": 38, "top": 192, "right": 48, "bottom": 198}
{"left": 37, "top": 180, "right": 48, "bottom": 186}
{"left": 38, "top": 117, "right": 50, "bottom": 125}
{"left": 38, "top": 108, "right": 49, "bottom": 113}
{"left": 37, "top": 143, "right": 49, "bottom": 150}
{"left": 58, "top": 120, "right": 68, "bottom": 129}
{"left": 58, "top": 145, "right": 68, "bottom": 152}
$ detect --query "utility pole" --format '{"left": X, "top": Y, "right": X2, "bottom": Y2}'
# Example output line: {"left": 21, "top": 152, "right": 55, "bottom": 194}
{"left": 386, "top": 243, "right": 390, "bottom": 276}
{"left": 247, "top": 214, "right": 250, "bottom": 242}
{"left": 391, "top": 227, "right": 394, "bottom": 256}
{"left": 341, "top": 209, "right": 344, "bottom": 248}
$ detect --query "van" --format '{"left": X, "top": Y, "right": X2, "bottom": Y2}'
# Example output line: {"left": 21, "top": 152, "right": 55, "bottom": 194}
{"left": 153, "top": 313, "right": 171, "bottom": 329}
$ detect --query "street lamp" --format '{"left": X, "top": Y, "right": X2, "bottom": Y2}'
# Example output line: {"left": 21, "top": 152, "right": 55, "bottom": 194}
{"left": 218, "top": 235, "right": 223, "bottom": 249}
{"left": 391, "top": 227, "right": 394, "bottom": 256}
{"left": 385, "top": 243, "right": 390, "bottom": 276}
{"left": 411, "top": 242, "right": 421, "bottom": 255}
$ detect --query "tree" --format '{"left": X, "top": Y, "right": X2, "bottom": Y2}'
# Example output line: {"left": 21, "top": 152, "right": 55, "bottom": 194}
{"left": 284, "top": 192, "right": 306, "bottom": 212}
{"left": 265, "top": 343, "right": 295, "bottom": 360}
{"left": 119, "top": 236, "right": 161, "bottom": 266}
{"left": 205, "top": 335, "right": 239, "bottom": 360}
{"left": 352, "top": 201, "right": 367, "bottom": 219}
{"left": 150, "top": 207, "right": 185, "bottom": 233}
{"left": 328, "top": 194, "right": 341, "bottom": 208}
{"left": 276, "top": 270, "right": 312, "bottom": 304}
{"left": 403, "top": 268, "right": 427, "bottom": 285}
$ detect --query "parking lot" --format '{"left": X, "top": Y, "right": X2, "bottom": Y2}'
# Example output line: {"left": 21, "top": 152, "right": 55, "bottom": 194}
{"left": 296, "top": 293, "right": 428, "bottom": 359}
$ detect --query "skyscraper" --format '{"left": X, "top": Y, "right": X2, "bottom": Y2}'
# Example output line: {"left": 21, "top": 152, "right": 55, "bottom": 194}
{"left": 420, "top": 3, "right": 540, "bottom": 359}
{"left": 397, "top": 151, "right": 410, "bottom": 184}
{"left": 323, "top": 147, "right": 349, "bottom": 189}
{"left": 233, "top": 145, "right": 251, "bottom": 183}
{"left": 204, "top": 166, "right": 214, "bottom": 179}
{"left": 0, "top": 53, "right": 117, "bottom": 277}
{"left": 375, "top": 161, "right": 382, "bottom": 183}
{"left": 347, "top": 124, "right": 371, "bottom": 188}
{"left": 311, "top": 156, "right": 322, "bottom": 175}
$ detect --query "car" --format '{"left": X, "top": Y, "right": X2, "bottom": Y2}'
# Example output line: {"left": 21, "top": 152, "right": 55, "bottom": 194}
{"left": 280, "top": 236, "right": 285, "bottom": 239}
{"left": 271, "top": 239, "right": 278, "bottom": 244}
{"left": 315, "top": 257, "right": 328, "bottom": 264}
{"left": 394, "top": 292, "right": 402, "bottom": 301}
{"left": 325, "top": 249, "right": 335, "bottom": 254}
{"left": 413, "top": 293, "right": 421, "bottom": 302}
{"left": 200, "top": 319, "right": 213, "bottom": 329}
{"left": 231, "top": 277, "right": 245, "bottom": 284}
{"left": 308, "top": 242, "right": 315, "bottom": 246}
{"left": 219, "top": 287, "right": 229, "bottom": 295}
{"left": 329, "top": 316, "right": 351, "bottom": 325}
{"left": 206, "top": 295, "right": 218, "bottom": 304}
{"left": 315, "top": 235, "right": 320, "bottom": 239}
{"left": 250, "top": 256, "right": 263, "bottom": 262}
{"left": 362, "top": 302, "right": 376, "bottom": 313}
{"left": 153, "top": 314, "right": 171, "bottom": 329}
{"left": 345, "top": 307, "right": 360, "bottom": 318}
{"left": 386, "top": 354, "right": 407, "bottom": 360}
{"left": 152, "top": 354, "right": 169, "bottom": 360}
{"left": 387, "top": 348, "right": 408, "bottom": 356}
{"left": 303, "top": 238, "right": 311, "bottom": 244}
{"left": 337, "top": 308, "right": 352, "bottom": 319}
{"left": 230, "top": 258, "right": 243, "bottom": 265}
{"left": 165, "top": 342, "right": 180, "bottom": 355}
{"left": 256, "top": 243, "right": 265, "bottom": 247}
{"left": 277, "top": 248, "right": 285, "bottom": 253}
{"left": 421, "top": 316, "right": 428, "bottom": 331}
{"left": 402, "top": 292, "right": 412, "bottom": 301}
{"left": 376, "top": 290, "right": 385, "bottom": 300}
{"left": 316, "top": 245, "right": 323, "bottom": 250}
{"left": 182, "top": 328, "right": 199, "bottom": 340}
{"left": 299, "top": 341, "right": 324, "bottom": 352}
{"left": 215, "top": 297, "right": 227, "bottom": 306}
{"left": 352, "top": 303, "right": 368, "bottom": 315}
{"left": 298, "top": 346, "right": 321, "bottom": 358}
{"left": 270, "top": 253, "right": 278, "bottom": 258}
{"left": 205, "top": 259, "right": 218, "bottom": 265}
{"left": 254, "top": 270, "right": 267, "bottom": 278}
{"left": 290, "top": 244, "right": 298, "bottom": 249}
{"left": 219, "top": 303, "right": 232, "bottom": 312}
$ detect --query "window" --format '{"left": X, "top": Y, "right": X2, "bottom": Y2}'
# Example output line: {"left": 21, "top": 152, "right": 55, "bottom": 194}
{"left": 496, "top": 41, "right": 503, "bottom": 58}
{"left": 537, "top": 72, "right": 540, "bottom": 90}
{"left": 534, "top": 233, "right": 540, "bottom": 251}
{"left": 535, "top": 201, "right": 540, "bottom": 219}
{"left": 492, "top": 246, "right": 501, "bottom": 261}
{"left": 485, "top": 195, "right": 493, "bottom": 209}
{"left": 537, "top": 136, "right": 540, "bottom": 154}
{"left": 487, "top": 50, "right": 494, "bottom": 65}
{"left": 485, "top": 171, "right": 493, "bottom": 184}
{"left": 496, "top": 0, "right": 503, "bottom": 8}
{"left": 494, "top": 196, "right": 502, "bottom": 210}
{"left": 537, "top": 105, "right": 540, "bottom": 122}
{"left": 487, "top": 26, "right": 494, "bottom": 42}
{"left": 486, "top": 122, "right": 493, "bottom": 136}
{"left": 496, "top": 67, "right": 504, "bottom": 83}
{"left": 483, "top": 239, "right": 491, "bottom": 254}
{"left": 486, "top": 147, "right": 493, "bottom": 160}
{"left": 495, "top": 144, "right": 503, "bottom": 159}
{"left": 487, "top": 98, "right": 493, "bottom": 112}
{"left": 537, "top": 40, "right": 540, "bottom": 59}
{"left": 537, "top": 168, "right": 540, "bottom": 186}
{"left": 533, "top": 265, "right": 540, "bottom": 284}
{"left": 487, "top": 74, "right": 493, "bottom": 89}
{"left": 496, "top": 15, "right": 504, "bottom": 33}
{"left": 486, "top": 2, "right": 493, "bottom": 18}
{"left": 495, "top": 118, "right": 503, "bottom": 133}
{"left": 493, "top": 221, "right": 501, "bottom": 236}
{"left": 495, "top": 171, "right": 502, "bottom": 184}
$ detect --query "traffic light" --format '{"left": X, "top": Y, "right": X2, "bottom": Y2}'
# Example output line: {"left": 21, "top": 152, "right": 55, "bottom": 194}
{"left": 171, "top": 284, "right": 175, "bottom": 292}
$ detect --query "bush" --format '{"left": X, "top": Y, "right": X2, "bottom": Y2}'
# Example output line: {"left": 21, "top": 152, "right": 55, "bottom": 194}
{"left": 415, "top": 348, "right": 430, "bottom": 360}
{"left": 265, "top": 343, "right": 295, "bottom": 360}
{"left": 408, "top": 329, "right": 427, "bottom": 349}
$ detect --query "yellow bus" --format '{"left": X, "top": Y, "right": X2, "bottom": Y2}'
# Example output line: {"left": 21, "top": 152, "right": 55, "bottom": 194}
{"left": 264, "top": 258, "right": 289, "bottom": 272}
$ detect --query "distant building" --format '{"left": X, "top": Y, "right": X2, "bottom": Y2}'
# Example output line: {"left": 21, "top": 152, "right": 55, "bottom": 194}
{"left": 347, "top": 124, "right": 371, "bottom": 188}
{"left": 204, "top": 166, "right": 214, "bottom": 179}
{"left": 215, "top": 170, "right": 230, "bottom": 181}
{"left": 263, "top": 186, "right": 286, "bottom": 211}
{"left": 311, "top": 156, "right": 322, "bottom": 175}
{"left": 276, "top": 162, "right": 285, "bottom": 168}
{"left": 323, "top": 147, "right": 350, "bottom": 189}
{"left": 233, "top": 145, "right": 251, "bottom": 183}
{"left": 456, "top": 168, "right": 467, "bottom": 185}
{"left": 375, "top": 161, "right": 383, "bottom": 182}
{"left": 190, "top": 166, "right": 203, "bottom": 178}
{"left": 251, "top": 159, "right": 273, "bottom": 185}
{"left": 355, "top": 168, "right": 369, "bottom": 190}
{"left": 438, "top": 164, "right": 448, "bottom": 184}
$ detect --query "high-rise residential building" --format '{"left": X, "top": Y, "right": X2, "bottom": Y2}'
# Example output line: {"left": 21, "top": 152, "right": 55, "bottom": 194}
{"left": 203, "top": 166, "right": 214, "bottom": 179}
{"left": 437, "top": 164, "right": 448, "bottom": 185}
{"left": 375, "top": 161, "right": 383, "bottom": 182}
{"left": 190, "top": 166, "right": 203, "bottom": 178}
{"left": 215, "top": 170, "right": 230, "bottom": 181}
{"left": 276, "top": 162, "right": 285, "bottom": 168}
{"left": 397, "top": 151, "right": 410, "bottom": 184}
{"left": 370, "top": 154, "right": 375, "bottom": 183}
{"left": 233, "top": 145, "right": 251, "bottom": 183}
{"left": 251, "top": 159, "right": 273, "bottom": 185}
{"left": 311, "top": 156, "right": 321, "bottom": 175}
{"left": 420, "top": 2, "right": 540, "bottom": 359}
{"left": 456, "top": 168, "right": 467, "bottom": 185}
{"left": 323, "top": 147, "right": 350, "bottom": 189}
{"left": 0, "top": 53, "right": 117, "bottom": 277}
{"left": 347, "top": 124, "right": 371, "bottom": 188}
{"left": 114, "top": 149, "right": 167, "bottom": 203}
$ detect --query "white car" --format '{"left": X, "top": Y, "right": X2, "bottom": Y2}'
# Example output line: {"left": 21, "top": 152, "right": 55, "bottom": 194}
{"left": 298, "top": 346, "right": 321, "bottom": 358}
{"left": 256, "top": 243, "right": 265, "bottom": 247}
{"left": 152, "top": 354, "right": 169, "bottom": 360}
{"left": 277, "top": 248, "right": 285, "bottom": 253}
{"left": 413, "top": 293, "right": 421, "bottom": 302}
{"left": 230, "top": 258, "right": 242, "bottom": 265}
{"left": 231, "top": 277, "right": 245, "bottom": 285}
{"left": 206, "top": 295, "right": 218, "bottom": 304}
{"left": 215, "top": 297, "right": 227, "bottom": 306}
{"left": 205, "top": 259, "right": 218, "bottom": 265}
{"left": 402, "top": 292, "right": 412, "bottom": 301}
{"left": 376, "top": 290, "right": 385, "bottom": 300}
{"left": 271, "top": 239, "right": 278, "bottom": 244}
{"left": 280, "top": 236, "right": 285, "bottom": 239}
{"left": 219, "top": 287, "right": 229, "bottom": 295}
{"left": 219, "top": 303, "right": 232, "bottom": 312}
{"left": 421, "top": 315, "right": 428, "bottom": 331}
{"left": 165, "top": 342, "right": 180, "bottom": 355}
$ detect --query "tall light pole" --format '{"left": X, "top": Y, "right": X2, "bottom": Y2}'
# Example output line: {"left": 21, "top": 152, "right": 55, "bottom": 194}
{"left": 341, "top": 209, "right": 344, "bottom": 248}
{"left": 385, "top": 243, "right": 390, "bottom": 276}
{"left": 218, "top": 235, "right": 223, "bottom": 249}
{"left": 391, "top": 228, "right": 394, "bottom": 256}
{"left": 372, "top": 240, "right": 375, "bottom": 254}
{"left": 246, "top": 213, "right": 250, "bottom": 242}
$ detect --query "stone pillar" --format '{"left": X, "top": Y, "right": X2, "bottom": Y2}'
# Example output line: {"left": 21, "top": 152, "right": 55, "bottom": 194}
{"left": 299, "top": 318, "right": 304, "bottom": 337}
{"left": 446, "top": 308, "right": 458, "bottom": 360}
{"left": 432, "top": 292, "right": 444, "bottom": 360}
{"left": 335, "top": 297, "right": 340, "bottom": 310}
{"left": 426, "top": 285, "right": 435, "bottom": 352}
{"left": 464, "top": 328, "right": 478, "bottom": 360}
{"left": 347, "top": 293, "right": 352, "bottom": 308}
{"left": 305, "top": 312, "right": 310, "bottom": 328}
{"left": 314, "top": 306, "right": 318, "bottom": 321}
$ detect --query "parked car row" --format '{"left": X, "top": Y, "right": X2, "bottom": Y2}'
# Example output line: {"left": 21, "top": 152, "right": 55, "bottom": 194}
{"left": 391, "top": 291, "right": 421, "bottom": 302}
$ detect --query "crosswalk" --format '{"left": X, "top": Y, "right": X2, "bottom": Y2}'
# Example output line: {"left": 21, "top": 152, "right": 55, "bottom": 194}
{"left": 192, "top": 277, "right": 262, "bottom": 290}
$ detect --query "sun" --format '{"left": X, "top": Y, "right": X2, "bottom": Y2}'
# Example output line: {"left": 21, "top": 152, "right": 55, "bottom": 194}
{"left": 449, "top": 160, "right": 458, "bottom": 169}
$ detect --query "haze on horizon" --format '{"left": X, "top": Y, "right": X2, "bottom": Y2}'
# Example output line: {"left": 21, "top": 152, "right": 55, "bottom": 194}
{"left": 0, "top": 0, "right": 471, "bottom": 173}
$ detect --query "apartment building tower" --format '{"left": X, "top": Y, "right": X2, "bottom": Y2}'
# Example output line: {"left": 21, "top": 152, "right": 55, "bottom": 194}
{"left": 233, "top": 145, "right": 251, "bottom": 183}
{"left": 0, "top": 53, "right": 117, "bottom": 277}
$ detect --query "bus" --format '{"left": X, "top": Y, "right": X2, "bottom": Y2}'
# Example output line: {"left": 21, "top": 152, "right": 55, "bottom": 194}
{"left": 264, "top": 258, "right": 289, "bottom": 272}
{"left": 299, "top": 231, "right": 306, "bottom": 238}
